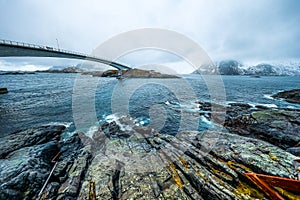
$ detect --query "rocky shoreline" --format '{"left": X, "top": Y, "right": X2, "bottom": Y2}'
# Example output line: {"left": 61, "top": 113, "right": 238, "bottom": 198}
{"left": 0, "top": 102, "right": 299, "bottom": 199}
{"left": 271, "top": 89, "right": 300, "bottom": 104}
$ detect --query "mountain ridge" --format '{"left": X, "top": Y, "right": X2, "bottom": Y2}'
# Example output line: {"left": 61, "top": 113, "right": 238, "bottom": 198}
{"left": 193, "top": 60, "right": 300, "bottom": 76}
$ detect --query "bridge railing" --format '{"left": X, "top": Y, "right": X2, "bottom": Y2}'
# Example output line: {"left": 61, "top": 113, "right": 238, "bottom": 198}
{"left": 0, "top": 39, "right": 131, "bottom": 69}
{"left": 0, "top": 39, "right": 96, "bottom": 58}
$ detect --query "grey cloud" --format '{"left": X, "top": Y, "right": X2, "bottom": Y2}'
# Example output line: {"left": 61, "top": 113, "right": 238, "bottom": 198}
{"left": 0, "top": 0, "right": 299, "bottom": 71}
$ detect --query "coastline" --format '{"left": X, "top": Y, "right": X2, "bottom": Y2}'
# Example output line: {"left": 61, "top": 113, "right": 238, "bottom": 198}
{"left": 0, "top": 96, "right": 299, "bottom": 199}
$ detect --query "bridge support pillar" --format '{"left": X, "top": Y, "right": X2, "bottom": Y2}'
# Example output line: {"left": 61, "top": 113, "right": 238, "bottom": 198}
{"left": 117, "top": 69, "right": 123, "bottom": 79}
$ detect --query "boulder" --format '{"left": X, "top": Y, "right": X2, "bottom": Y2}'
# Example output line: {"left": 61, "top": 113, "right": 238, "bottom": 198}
{"left": 0, "top": 125, "right": 65, "bottom": 159}
{"left": 0, "top": 88, "right": 8, "bottom": 94}
{"left": 0, "top": 141, "right": 59, "bottom": 199}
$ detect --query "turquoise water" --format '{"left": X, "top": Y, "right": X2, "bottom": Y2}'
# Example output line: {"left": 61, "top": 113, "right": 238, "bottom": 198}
{"left": 0, "top": 73, "right": 299, "bottom": 136}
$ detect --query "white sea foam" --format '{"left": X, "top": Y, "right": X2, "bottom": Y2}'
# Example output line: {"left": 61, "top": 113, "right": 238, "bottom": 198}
{"left": 248, "top": 103, "right": 256, "bottom": 108}
{"left": 178, "top": 101, "right": 200, "bottom": 113}
{"left": 134, "top": 117, "right": 150, "bottom": 127}
{"left": 200, "top": 115, "right": 212, "bottom": 125}
{"left": 263, "top": 94, "right": 274, "bottom": 100}
{"left": 45, "top": 122, "right": 73, "bottom": 128}
{"left": 85, "top": 125, "right": 98, "bottom": 138}
{"left": 62, "top": 130, "right": 77, "bottom": 139}
{"left": 257, "top": 103, "right": 278, "bottom": 108}
{"left": 104, "top": 114, "right": 120, "bottom": 123}
{"left": 103, "top": 114, "right": 134, "bottom": 131}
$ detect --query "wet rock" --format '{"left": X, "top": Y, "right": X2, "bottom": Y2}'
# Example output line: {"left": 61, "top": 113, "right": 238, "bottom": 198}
{"left": 0, "top": 88, "right": 8, "bottom": 94}
{"left": 228, "top": 102, "right": 252, "bottom": 110}
{"left": 100, "top": 121, "right": 121, "bottom": 138}
{"left": 42, "top": 182, "right": 60, "bottom": 200}
{"left": 101, "top": 120, "right": 134, "bottom": 139}
{"left": 149, "top": 130, "right": 298, "bottom": 199}
{"left": 75, "top": 119, "right": 298, "bottom": 199}
{"left": 0, "top": 125, "right": 65, "bottom": 159}
{"left": 56, "top": 147, "right": 92, "bottom": 199}
{"left": 272, "top": 89, "right": 300, "bottom": 104}
{"left": 39, "top": 133, "right": 92, "bottom": 200}
{"left": 52, "top": 134, "right": 85, "bottom": 184}
{"left": 230, "top": 110, "right": 300, "bottom": 149}
{"left": 1, "top": 118, "right": 299, "bottom": 199}
{"left": 254, "top": 105, "right": 270, "bottom": 110}
{"left": 78, "top": 134, "right": 194, "bottom": 199}
{"left": 0, "top": 141, "right": 59, "bottom": 200}
{"left": 197, "top": 101, "right": 226, "bottom": 121}
{"left": 197, "top": 101, "right": 212, "bottom": 111}
{"left": 0, "top": 125, "right": 73, "bottom": 200}
{"left": 225, "top": 108, "right": 300, "bottom": 151}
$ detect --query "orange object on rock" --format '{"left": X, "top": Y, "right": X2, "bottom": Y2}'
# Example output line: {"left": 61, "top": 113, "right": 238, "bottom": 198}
{"left": 245, "top": 173, "right": 300, "bottom": 200}
{"left": 294, "top": 157, "right": 300, "bottom": 163}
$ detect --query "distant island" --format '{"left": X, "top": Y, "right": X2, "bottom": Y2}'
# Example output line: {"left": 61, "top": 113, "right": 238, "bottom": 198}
{"left": 0, "top": 71, "right": 36, "bottom": 75}
{"left": 82, "top": 68, "right": 179, "bottom": 78}
{"left": 36, "top": 66, "right": 84, "bottom": 73}
{"left": 27, "top": 66, "right": 179, "bottom": 78}
{"left": 1, "top": 67, "right": 179, "bottom": 78}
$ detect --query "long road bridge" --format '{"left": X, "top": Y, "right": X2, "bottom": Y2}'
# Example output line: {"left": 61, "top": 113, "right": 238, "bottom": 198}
{"left": 0, "top": 39, "right": 131, "bottom": 71}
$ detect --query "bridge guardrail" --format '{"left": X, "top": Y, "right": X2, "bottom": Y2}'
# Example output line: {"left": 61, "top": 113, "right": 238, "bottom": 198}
{"left": 0, "top": 39, "right": 130, "bottom": 69}
{"left": 0, "top": 39, "right": 91, "bottom": 58}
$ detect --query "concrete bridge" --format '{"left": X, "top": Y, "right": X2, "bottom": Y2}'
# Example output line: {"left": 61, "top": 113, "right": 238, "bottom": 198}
{"left": 0, "top": 39, "right": 131, "bottom": 70}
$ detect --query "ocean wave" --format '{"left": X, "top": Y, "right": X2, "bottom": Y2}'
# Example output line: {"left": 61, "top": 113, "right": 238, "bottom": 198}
{"left": 263, "top": 94, "right": 274, "bottom": 100}
{"left": 44, "top": 121, "right": 73, "bottom": 128}
{"left": 256, "top": 103, "right": 278, "bottom": 108}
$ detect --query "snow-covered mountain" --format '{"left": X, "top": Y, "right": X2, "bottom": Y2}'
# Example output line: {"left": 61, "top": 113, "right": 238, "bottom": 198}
{"left": 193, "top": 60, "right": 300, "bottom": 76}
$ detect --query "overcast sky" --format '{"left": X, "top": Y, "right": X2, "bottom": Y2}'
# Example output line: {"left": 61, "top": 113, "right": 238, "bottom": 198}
{"left": 0, "top": 0, "right": 299, "bottom": 71}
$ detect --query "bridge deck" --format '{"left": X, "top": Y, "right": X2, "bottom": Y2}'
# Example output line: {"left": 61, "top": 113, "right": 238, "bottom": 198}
{"left": 0, "top": 39, "right": 131, "bottom": 70}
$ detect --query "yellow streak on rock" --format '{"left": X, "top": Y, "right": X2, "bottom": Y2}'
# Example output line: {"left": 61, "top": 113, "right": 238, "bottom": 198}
{"left": 89, "top": 180, "right": 96, "bottom": 200}
{"left": 269, "top": 153, "right": 278, "bottom": 162}
{"left": 234, "top": 181, "right": 265, "bottom": 199}
{"left": 166, "top": 163, "right": 183, "bottom": 188}
{"left": 179, "top": 157, "right": 189, "bottom": 169}
{"left": 276, "top": 187, "right": 300, "bottom": 200}
{"left": 195, "top": 171, "right": 209, "bottom": 183}
{"left": 227, "top": 160, "right": 252, "bottom": 172}
{"left": 210, "top": 167, "right": 233, "bottom": 181}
